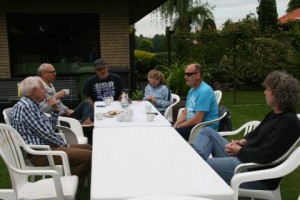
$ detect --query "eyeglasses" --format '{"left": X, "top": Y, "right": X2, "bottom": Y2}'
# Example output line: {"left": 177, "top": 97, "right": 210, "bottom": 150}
{"left": 184, "top": 72, "right": 198, "bottom": 77}
{"left": 45, "top": 71, "right": 56, "bottom": 74}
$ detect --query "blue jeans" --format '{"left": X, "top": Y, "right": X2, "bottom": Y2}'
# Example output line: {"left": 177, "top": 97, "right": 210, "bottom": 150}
{"left": 71, "top": 100, "right": 94, "bottom": 123}
{"left": 192, "top": 127, "right": 270, "bottom": 190}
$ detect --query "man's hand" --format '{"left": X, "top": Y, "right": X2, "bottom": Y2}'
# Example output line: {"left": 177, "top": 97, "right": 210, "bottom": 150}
{"left": 225, "top": 140, "right": 242, "bottom": 156}
{"left": 47, "top": 97, "right": 59, "bottom": 111}
{"left": 65, "top": 109, "right": 74, "bottom": 116}
{"left": 54, "top": 90, "right": 66, "bottom": 99}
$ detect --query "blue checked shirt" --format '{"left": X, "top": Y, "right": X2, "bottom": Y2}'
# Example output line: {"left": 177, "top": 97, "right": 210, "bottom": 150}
{"left": 10, "top": 97, "right": 67, "bottom": 147}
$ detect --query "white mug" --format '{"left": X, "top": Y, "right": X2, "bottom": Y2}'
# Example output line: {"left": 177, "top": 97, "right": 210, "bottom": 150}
{"left": 95, "top": 112, "right": 104, "bottom": 120}
{"left": 104, "top": 98, "right": 111, "bottom": 106}
{"left": 146, "top": 113, "right": 155, "bottom": 122}
{"left": 115, "top": 113, "right": 124, "bottom": 122}
{"left": 63, "top": 89, "right": 70, "bottom": 95}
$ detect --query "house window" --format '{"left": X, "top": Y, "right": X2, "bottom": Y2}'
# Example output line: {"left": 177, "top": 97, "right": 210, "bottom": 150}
{"left": 7, "top": 13, "right": 99, "bottom": 76}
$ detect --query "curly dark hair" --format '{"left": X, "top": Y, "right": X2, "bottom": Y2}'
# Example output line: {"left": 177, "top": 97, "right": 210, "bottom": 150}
{"left": 263, "top": 71, "right": 300, "bottom": 112}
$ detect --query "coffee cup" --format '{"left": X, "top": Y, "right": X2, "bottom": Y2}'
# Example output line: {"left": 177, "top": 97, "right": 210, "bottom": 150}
{"left": 63, "top": 89, "right": 70, "bottom": 95}
{"left": 95, "top": 112, "right": 104, "bottom": 120}
{"left": 104, "top": 98, "right": 111, "bottom": 106}
{"left": 115, "top": 113, "right": 124, "bottom": 122}
{"left": 146, "top": 113, "right": 155, "bottom": 122}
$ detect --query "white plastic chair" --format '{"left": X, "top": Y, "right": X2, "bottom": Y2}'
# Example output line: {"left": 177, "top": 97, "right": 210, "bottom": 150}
{"left": 219, "top": 120, "right": 260, "bottom": 137}
{"left": 297, "top": 113, "right": 300, "bottom": 120}
{"left": 188, "top": 111, "right": 228, "bottom": 144}
{"left": 231, "top": 145, "right": 300, "bottom": 200}
{"left": 2, "top": 107, "right": 13, "bottom": 125}
{"left": 164, "top": 93, "right": 180, "bottom": 123}
{"left": 0, "top": 123, "right": 78, "bottom": 200}
{"left": 43, "top": 112, "right": 88, "bottom": 145}
{"left": 57, "top": 116, "right": 88, "bottom": 144}
{"left": 214, "top": 90, "right": 222, "bottom": 105}
{"left": 3, "top": 107, "right": 66, "bottom": 181}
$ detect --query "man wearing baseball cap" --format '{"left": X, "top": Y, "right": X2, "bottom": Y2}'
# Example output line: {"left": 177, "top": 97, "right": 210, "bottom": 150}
{"left": 83, "top": 58, "right": 124, "bottom": 103}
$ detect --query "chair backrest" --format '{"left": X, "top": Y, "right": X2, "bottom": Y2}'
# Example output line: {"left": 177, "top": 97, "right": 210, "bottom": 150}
{"left": 43, "top": 113, "right": 88, "bottom": 144}
{"left": 188, "top": 111, "right": 228, "bottom": 144}
{"left": 177, "top": 107, "right": 185, "bottom": 120}
{"left": 164, "top": 93, "right": 180, "bottom": 122}
{"left": 2, "top": 107, "right": 13, "bottom": 125}
{"left": 297, "top": 113, "right": 300, "bottom": 120}
{"left": 0, "top": 124, "right": 37, "bottom": 195}
{"left": 57, "top": 116, "right": 85, "bottom": 138}
{"left": 214, "top": 90, "right": 222, "bottom": 105}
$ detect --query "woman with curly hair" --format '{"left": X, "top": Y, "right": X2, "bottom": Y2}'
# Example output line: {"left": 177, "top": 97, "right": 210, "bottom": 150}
{"left": 192, "top": 70, "right": 300, "bottom": 190}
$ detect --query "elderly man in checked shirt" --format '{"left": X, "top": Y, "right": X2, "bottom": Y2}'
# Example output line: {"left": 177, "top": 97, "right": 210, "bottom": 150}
{"left": 10, "top": 76, "right": 92, "bottom": 185}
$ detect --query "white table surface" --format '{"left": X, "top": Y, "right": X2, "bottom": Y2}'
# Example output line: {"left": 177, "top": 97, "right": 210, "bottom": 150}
{"left": 91, "top": 127, "right": 234, "bottom": 200}
{"left": 94, "top": 101, "right": 171, "bottom": 127}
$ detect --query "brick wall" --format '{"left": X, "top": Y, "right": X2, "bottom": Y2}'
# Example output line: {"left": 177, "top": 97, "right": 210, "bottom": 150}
{"left": 0, "top": 0, "right": 130, "bottom": 78}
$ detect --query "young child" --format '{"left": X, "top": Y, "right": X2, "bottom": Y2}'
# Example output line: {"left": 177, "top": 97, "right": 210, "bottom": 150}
{"left": 143, "top": 69, "right": 172, "bottom": 114}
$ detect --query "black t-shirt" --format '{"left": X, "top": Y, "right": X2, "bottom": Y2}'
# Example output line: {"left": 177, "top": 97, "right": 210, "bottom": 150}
{"left": 83, "top": 73, "right": 124, "bottom": 101}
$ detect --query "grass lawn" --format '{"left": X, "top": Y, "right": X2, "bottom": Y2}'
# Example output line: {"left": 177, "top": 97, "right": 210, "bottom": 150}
{"left": 0, "top": 90, "right": 299, "bottom": 199}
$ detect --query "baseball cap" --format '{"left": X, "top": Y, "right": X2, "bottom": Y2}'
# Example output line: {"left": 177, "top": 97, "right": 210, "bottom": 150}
{"left": 94, "top": 59, "right": 107, "bottom": 69}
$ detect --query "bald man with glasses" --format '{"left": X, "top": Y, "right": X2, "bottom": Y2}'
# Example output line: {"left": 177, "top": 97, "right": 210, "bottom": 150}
{"left": 173, "top": 63, "right": 219, "bottom": 141}
{"left": 38, "top": 63, "right": 94, "bottom": 126}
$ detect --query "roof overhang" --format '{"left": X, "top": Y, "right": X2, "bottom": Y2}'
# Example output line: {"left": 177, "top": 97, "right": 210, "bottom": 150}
{"left": 129, "top": 0, "right": 167, "bottom": 25}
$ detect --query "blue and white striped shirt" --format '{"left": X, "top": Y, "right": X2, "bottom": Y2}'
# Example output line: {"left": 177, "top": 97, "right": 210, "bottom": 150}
{"left": 10, "top": 97, "right": 67, "bottom": 147}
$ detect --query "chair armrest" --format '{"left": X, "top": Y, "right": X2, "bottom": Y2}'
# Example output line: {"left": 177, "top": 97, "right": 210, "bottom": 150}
{"left": 235, "top": 146, "right": 299, "bottom": 174}
{"left": 231, "top": 147, "right": 300, "bottom": 199}
{"left": 188, "top": 112, "right": 227, "bottom": 144}
{"left": 234, "top": 162, "right": 273, "bottom": 174}
{"left": 219, "top": 130, "right": 240, "bottom": 137}
{"left": 22, "top": 146, "right": 72, "bottom": 176}
{"left": 26, "top": 144, "right": 57, "bottom": 166}
{"left": 28, "top": 144, "right": 51, "bottom": 150}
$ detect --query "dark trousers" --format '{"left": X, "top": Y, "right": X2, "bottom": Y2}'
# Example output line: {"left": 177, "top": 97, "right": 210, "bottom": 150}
{"left": 175, "top": 126, "right": 194, "bottom": 141}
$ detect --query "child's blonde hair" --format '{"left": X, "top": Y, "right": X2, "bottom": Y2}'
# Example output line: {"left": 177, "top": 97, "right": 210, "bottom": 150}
{"left": 147, "top": 69, "right": 166, "bottom": 84}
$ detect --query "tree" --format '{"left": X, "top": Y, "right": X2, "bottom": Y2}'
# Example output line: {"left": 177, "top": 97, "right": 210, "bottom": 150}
{"left": 157, "top": 0, "right": 214, "bottom": 33}
{"left": 286, "top": 0, "right": 300, "bottom": 13}
{"left": 152, "top": 34, "right": 165, "bottom": 53}
{"left": 137, "top": 38, "right": 153, "bottom": 52}
{"left": 202, "top": 18, "right": 217, "bottom": 30}
{"left": 257, "top": 0, "right": 278, "bottom": 33}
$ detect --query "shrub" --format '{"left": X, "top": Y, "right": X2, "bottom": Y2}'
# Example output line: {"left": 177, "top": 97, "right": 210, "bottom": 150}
{"left": 134, "top": 50, "right": 155, "bottom": 81}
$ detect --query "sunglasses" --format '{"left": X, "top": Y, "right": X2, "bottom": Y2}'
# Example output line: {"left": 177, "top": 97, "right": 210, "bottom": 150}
{"left": 184, "top": 72, "right": 198, "bottom": 77}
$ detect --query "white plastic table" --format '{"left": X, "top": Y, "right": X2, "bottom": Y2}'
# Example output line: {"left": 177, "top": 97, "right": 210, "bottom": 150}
{"left": 91, "top": 127, "right": 234, "bottom": 200}
{"left": 94, "top": 101, "right": 171, "bottom": 127}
